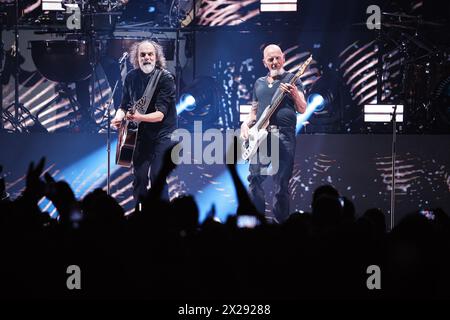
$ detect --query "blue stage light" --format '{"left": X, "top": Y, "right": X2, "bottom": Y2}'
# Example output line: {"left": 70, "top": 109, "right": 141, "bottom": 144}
{"left": 308, "top": 93, "right": 325, "bottom": 112}
{"left": 184, "top": 94, "right": 196, "bottom": 111}
{"left": 296, "top": 93, "right": 326, "bottom": 133}
{"left": 148, "top": 6, "right": 156, "bottom": 13}
{"left": 176, "top": 94, "right": 197, "bottom": 114}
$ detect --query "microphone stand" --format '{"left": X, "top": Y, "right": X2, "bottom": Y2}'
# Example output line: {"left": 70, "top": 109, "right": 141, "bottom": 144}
{"left": 105, "top": 55, "right": 127, "bottom": 195}
{"left": 14, "top": 0, "right": 19, "bottom": 125}
{"left": 376, "top": 24, "right": 396, "bottom": 231}
{"left": 174, "top": 2, "right": 182, "bottom": 101}
{"left": 0, "top": 15, "right": 4, "bottom": 131}
{"left": 390, "top": 104, "right": 398, "bottom": 231}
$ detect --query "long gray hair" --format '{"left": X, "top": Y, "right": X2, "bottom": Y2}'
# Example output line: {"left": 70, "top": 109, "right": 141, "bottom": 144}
{"left": 129, "top": 40, "right": 167, "bottom": 69}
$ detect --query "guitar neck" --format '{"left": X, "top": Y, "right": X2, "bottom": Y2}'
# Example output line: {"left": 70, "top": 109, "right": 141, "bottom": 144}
{"left": 256, "top": 74, "right": 300, "bottom": 130}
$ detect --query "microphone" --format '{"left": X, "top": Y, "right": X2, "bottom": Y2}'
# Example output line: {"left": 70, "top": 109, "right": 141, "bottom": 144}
{"left": 119, "top": 52, "right": 129, "bottom": 64}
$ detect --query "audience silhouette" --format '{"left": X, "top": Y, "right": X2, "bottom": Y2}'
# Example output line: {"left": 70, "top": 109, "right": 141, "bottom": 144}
{"left": 0, "top": 141, "right": 449, "bottom": 299}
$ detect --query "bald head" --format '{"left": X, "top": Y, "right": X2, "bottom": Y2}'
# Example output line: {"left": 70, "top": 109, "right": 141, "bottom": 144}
{"left": 263, "top": 44, "right": 283, "bottom": 58}
{"left": 262, "top": 44, "right": 285, "bottom": 76}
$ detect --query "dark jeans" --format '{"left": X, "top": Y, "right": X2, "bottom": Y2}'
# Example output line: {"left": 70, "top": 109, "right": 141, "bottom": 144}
{"left": 132, "top": 135, "right": 173, "bottom": 203}
{"left": 248, "top": 127, "right": 296, "bottom": 223}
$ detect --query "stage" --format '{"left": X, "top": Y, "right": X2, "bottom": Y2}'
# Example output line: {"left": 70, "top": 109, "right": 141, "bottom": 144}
{"left": 1, "top": 0, "right": 450, "bottom": 301}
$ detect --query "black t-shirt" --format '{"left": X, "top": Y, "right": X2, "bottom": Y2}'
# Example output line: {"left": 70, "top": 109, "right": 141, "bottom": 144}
{"left": 120, "top": 67, "right": 177, "bottom": 140}
{"left": 253, "top": 72, "right": 304, "bottom": 128}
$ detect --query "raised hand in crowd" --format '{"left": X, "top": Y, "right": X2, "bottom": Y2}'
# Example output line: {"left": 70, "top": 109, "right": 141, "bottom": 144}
{"left": 226, "top": 136, "right": 264, "bottom": 222}
{"left": 21, "top": 157, "right": 79, "bottom": 226}
{"left": 0, "top": 165, "right": 9, "bottom": 202}
{"left": 23, "top": 157, "right": 47, "bottom": 204}
{"left": 43, "top": 172, "right": 78, "bottom": 225}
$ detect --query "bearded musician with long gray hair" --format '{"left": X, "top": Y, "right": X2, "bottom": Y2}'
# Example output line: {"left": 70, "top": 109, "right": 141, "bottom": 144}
{"left": 111, "top": 40, "right": 177, "bottom": 202}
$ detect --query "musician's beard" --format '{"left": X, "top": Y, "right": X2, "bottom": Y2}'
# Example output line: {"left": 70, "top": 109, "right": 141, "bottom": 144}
{"left": 269, "top": 67, "right": 285, "bottom": 77}
{"left": 140, "top": 61, "right": 155, "bottom": 74}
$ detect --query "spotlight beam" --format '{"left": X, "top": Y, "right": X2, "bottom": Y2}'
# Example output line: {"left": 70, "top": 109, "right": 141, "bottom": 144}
{"left": 296, "top": 94, "right": 325, "bottom": 134}
{"left": 176, "top": 94, "right": 196, "bottom": 114}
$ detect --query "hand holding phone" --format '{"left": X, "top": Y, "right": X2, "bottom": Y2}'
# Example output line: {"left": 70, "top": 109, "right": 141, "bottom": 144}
{"left": 420, "top": 209, "right": 435, "bottom": 220}
{"left": 237, "top": 215, "right": 261, "bottom": 229}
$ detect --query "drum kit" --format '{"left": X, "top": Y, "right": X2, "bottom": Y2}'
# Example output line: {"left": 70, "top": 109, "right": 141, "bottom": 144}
{"left": 354, "top": 11, "right": 449, "bottom": 133}
{"left": 7, "top": 0, "right": 176, "bottom": 84}
{"left": 26, "top": 0, "right": 130, "bottom": 83}
{"left": 350, "top": 10, "right": 449, "bottom": 227}
{"left": 0, "top": 0, "right": 177, "bottom": 133}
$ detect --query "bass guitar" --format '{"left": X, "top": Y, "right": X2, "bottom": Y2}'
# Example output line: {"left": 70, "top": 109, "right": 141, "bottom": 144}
{"left": 241, "top": 55, "right": 313, "bottom": 161}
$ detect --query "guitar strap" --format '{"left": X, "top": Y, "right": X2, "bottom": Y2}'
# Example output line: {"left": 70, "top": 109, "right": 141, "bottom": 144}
{"left": 135, "top": 68, "right": 163, "bottom": 115}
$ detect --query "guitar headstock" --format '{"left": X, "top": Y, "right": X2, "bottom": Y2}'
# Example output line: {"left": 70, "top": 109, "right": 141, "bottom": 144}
{"left": 294, "top": 55, "right": 313, "bottom": 78}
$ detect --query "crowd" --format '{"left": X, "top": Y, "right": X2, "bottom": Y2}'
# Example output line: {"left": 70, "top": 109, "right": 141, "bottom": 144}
{"left": 0, "top": 143, "right": 449, "bottom": 299}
